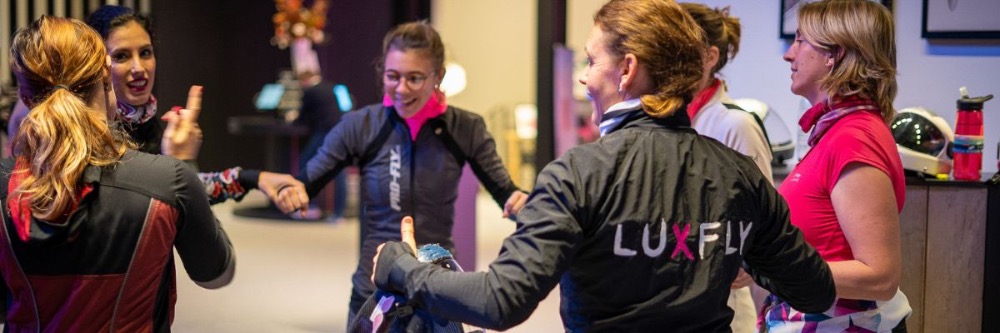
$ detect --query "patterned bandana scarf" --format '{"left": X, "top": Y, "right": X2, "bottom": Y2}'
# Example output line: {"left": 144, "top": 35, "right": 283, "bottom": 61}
{"left": 799, "top": 96, "right": 877, "bottom": 146}
{"left": 117, "top": 95, "right": 158, "bottom": 124}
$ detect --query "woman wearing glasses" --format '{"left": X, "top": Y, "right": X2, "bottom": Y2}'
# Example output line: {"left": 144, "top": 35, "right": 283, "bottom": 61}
{"left": 277, "top": 21, "right": 528, "bottom": 321}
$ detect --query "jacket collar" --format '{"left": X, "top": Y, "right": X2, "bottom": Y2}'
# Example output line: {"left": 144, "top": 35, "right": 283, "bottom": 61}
{"left": 600, "top": 100, "right": 693, "bottom": 137}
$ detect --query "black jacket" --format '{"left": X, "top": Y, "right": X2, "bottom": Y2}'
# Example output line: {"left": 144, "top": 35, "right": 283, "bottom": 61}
{"left": 375, "top": 108, "right": 835, "bottom": 332}
{"left": 0, "top": 150, "right": 233, "bottom": 332}
{"left": 124, "top": 116, "right": 164, "bottom": 155}
{"left": 301, "top": 103, "right": 520, "bottom": 312}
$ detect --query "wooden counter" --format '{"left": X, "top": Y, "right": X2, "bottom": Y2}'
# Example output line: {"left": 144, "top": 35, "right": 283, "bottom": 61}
{"left": 899, "top": 177, "right": 993, "bottom": 333}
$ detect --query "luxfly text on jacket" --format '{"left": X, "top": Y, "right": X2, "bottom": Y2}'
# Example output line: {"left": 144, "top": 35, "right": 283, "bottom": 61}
{"left": 375, "top": 109, "right": 835, "bottom": 333}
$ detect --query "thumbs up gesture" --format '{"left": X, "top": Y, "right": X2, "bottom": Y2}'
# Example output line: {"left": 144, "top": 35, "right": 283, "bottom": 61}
{"left": 398, "top": 216, "right": 418, "bottom": 253}
{"left": 371, "top": 216, "right": 419, "bottom": 286}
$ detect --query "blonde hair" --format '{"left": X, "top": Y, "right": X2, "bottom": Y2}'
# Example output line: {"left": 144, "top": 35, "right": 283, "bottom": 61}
{"left": 594, "top": 0, "right": 704, "bottom": 119}
{"left": 10, "top": 16, "right": 128, "bottom": 221}
{"left": 798, "top": 0, "right": 897, "bottom": 122}
{"left": 681, "top": 3, "right": 741, "bottom": 75}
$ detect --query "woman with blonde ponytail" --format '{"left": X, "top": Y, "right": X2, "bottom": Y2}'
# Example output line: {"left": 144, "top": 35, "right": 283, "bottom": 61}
{"left": 1, "top": 16, "right": 234, "bottom": 331}
{"left": 369, "top": 0, "right": 836, "bottom": 331}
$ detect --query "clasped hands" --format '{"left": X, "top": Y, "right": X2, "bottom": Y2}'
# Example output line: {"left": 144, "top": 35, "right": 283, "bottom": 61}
{"left": 160, "top": 85, "right": 310, "bottom": 218}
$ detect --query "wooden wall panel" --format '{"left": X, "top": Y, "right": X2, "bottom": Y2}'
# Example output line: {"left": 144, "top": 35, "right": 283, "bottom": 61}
{"left": 899, "top": 186, "right": 928, "bottom": 333}
{"left": 925, "top": 187, "right": 987, "bottom": 333}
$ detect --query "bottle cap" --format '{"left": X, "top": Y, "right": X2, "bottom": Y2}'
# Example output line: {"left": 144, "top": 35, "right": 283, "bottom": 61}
{"left": 958, "top": 94, "right": 993, "bottom": 111}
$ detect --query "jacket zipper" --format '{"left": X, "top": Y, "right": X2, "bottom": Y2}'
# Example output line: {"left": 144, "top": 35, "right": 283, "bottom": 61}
{"left": 409, "top": 128, "right": 417, "bottom": 222}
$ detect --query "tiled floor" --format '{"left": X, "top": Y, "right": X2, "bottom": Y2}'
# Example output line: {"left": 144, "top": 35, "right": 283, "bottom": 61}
{"left": 171, "top": 192, "right": 564, "bottom": 332}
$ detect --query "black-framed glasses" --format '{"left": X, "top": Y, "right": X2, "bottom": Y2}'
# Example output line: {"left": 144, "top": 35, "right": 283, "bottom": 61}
{"left": 383, "top": 71, "right": 433, "bottom": 90}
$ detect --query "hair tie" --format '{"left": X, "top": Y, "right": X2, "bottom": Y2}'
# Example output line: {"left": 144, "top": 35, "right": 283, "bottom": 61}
{"left": 719, "top": 6, "right": 731, "bottom": 18}
{"left": 53, "top": 84, "right": 71, "bottom": 92}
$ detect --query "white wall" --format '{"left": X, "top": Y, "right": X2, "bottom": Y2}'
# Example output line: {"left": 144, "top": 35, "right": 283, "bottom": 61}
{"left": 432, "top": 1, "right": 537, "bottom": 116}
{"left": 569, "top": 1, "right": 1000, "bottom": 173}
{"left": 438, "top": 1, "right": 1000, "bottom": 173}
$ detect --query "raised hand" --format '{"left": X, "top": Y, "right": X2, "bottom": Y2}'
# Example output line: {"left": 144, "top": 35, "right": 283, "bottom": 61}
{"left": 162, "top": 85, "right": 203, "bottom": 160}
{"left": 173, "top": 85, "right": 202, "bottom": 145}
{"left": 160, "top": 107, "right": 201, "bottom": 160}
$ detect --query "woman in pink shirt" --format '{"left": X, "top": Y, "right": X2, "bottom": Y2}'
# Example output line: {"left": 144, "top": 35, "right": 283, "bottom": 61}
{"left": 762, "top": 1, "right": 911, "bottom": 332}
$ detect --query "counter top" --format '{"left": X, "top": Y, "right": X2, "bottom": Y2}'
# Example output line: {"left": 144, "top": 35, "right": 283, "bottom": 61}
{"left": 772, "top": 164, "right": 1000, "bottom": 188}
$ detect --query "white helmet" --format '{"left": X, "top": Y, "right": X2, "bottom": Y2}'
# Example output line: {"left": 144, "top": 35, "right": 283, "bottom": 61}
{"left": 890, "top": 107, "right": 954, "bottom": 177}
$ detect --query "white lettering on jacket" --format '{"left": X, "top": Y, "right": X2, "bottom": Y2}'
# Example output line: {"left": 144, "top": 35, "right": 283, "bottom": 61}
{"left": 700, "top": 222, "right": 721, "bottom": 260}
{"left": 389, "top": 145, "right": 401, "bottom": 211}
{"left": 613, "top": 220, "right": 752, "bottom": 261}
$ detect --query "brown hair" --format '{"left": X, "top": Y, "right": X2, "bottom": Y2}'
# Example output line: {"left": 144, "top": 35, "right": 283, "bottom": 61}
{"left": 681, "top": 3, "right": 740, "bottom": 75}
{"left": 798, "top": 0, "right": 897, "bottom": 122}
{"left": 9, "top": 16, "right": 128, "bottom": 220}
{"left": 594, "top": 0, "right": 704, "bottom": 118}
{"left": 377, "top": 20, "right": 445, "bottom": 78}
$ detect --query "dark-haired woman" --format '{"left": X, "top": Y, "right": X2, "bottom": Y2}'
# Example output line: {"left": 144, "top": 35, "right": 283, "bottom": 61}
{"left": 275, "top": 21, "right": 528, "bottom": 319}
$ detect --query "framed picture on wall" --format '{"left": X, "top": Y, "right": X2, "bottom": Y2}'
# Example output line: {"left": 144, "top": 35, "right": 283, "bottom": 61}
{"left": 780, "top": 0, "right": 893, "bottom": 39}
{"left": 922, "top": 0, "right": 1000, "bottom": 39}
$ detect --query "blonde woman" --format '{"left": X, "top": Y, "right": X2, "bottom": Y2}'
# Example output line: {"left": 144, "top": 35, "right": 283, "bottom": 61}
{"left": 0, "top": 16, "right": 234, "bottom": 331}
{"left": 765, "top": 1, "right": 911, "bottom": 332}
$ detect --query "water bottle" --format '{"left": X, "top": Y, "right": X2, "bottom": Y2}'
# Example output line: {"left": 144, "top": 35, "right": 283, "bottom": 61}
{"left": 952, "top": 87, "right": 993, "bottom": 181}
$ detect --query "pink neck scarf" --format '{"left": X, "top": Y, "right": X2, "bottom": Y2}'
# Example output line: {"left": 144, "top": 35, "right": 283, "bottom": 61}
{"left": 383, "top": 91, "right": 448, "bottom": 141}
{"left": 687, "top": 79, "right": 722, "bottom": 121}
{"left": 799, "top": 96, "right": 878, "bottom": 146}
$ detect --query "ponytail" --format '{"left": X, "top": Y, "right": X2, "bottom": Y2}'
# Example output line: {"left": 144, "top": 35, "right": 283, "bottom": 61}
{"left": 681, "top": 3, "right": 742, "bottom": 75}
{"left": 10, "top": 16, "right": 128, "bottom": 221}
{"left": 12, "top": 89, "right": 125, "bottom": 220}
{"left": 719, "top": 10, "right": 741, "bottom": 68}
{"left": 640, "top": 93, "right": 687, "bottom": 119}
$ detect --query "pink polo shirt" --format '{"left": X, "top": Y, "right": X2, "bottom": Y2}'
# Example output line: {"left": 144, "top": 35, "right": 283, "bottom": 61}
{"left": 778, "top": 110, "right": 905, "bottom": 261}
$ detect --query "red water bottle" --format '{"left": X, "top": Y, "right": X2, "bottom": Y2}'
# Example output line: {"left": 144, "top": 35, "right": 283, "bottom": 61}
{"left": 952, "top": 87, "right": 993, "bottom": 181}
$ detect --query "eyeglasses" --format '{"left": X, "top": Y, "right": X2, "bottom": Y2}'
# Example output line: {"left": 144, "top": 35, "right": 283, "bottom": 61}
{"left": 383, "top": 71, "right": 433, "bottom": 90}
